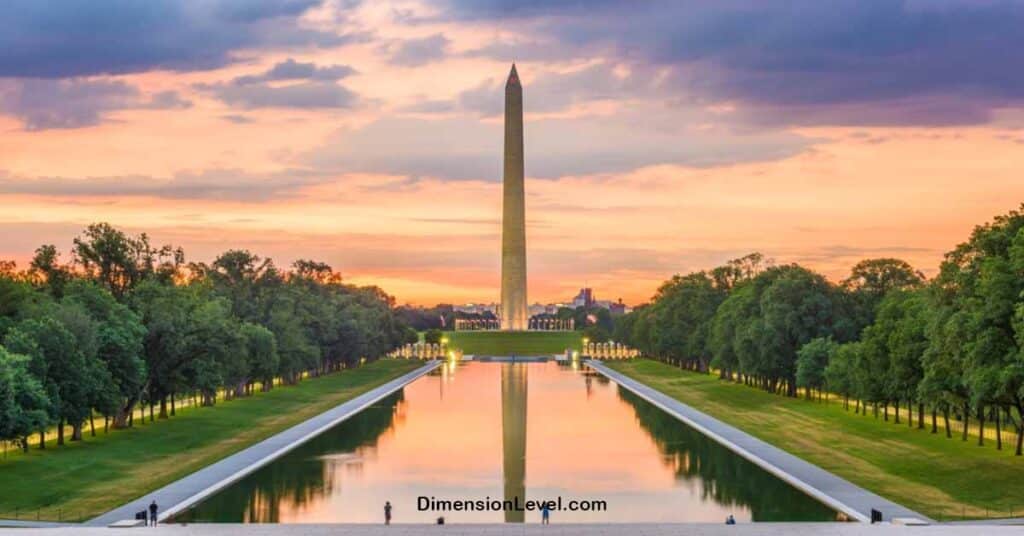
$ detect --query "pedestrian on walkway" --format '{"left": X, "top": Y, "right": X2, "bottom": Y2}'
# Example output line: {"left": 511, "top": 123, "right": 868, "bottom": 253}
{"left": 148, "top": 500, "right": 158, "bottom": 527}
{"left": 384, "top": 501, "right": 392, "bottom": 525}
{"left": 541, "top": 502, "right": 550, "bottom": 525}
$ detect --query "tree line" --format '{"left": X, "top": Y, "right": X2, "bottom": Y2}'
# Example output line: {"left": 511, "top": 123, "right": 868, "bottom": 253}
{"left": 614, "top": 205, "right": 1024, "bottom": 455}
{"left": 0, "top": 223, "right": 414, "bottom": 452}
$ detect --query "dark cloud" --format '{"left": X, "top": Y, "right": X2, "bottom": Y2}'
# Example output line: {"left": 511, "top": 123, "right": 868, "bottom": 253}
{"left": 383, "top": 34, "right": 451, "bottom": 67}
{"left": 0, "top": 0, "right": 354, "bottom": 78}
{"left": 434, "top": 0, "right": 626, "bottom": 19}
{"left": 435, "top": 0, "right": 1024, "bottom": 126}
{"left": 221, "top": 114, "right": 255, "bottom": 124}
{"left": 0, "top": 168, "right": 331, "bottom": 201}
{"left": 0, "top": 79, "right": 190, "bottom": 130}
{"left": 233, "top": 58, "right": 356, "bottom": 84}
{"left": 0, "top": 79, "right": 137, "bottom": 130}
{"left": 197, "top": 59, "right": 359, "bottom": 109}
{"left": 141, "top": 90, "right": 193, "bottom": 110}
{"left": 202, "top": 81, "right": 357, "bottom": 109}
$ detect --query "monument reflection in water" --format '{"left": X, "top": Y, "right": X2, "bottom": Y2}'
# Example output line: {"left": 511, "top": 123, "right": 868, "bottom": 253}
{"left": 174, "top": 361, "right": 839, "bottom": 524}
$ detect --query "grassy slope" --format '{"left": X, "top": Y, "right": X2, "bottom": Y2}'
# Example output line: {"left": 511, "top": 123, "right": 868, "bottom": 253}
{"left": 0, "top": 359, "right": 421, "bottom": 522}
{"left": 445, "top": 330, "right": 581, "bottom": 355}
{"left": 607, "top": 359, "right": 1024, "bottom": 521}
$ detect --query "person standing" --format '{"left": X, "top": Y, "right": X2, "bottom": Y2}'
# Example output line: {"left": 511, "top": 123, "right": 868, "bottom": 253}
{"left": 384, "top": 501, "right": 392, "bottom": 525}
{"left": 148, "top": 500, "right": 158, "bottom": 527}
{"left": 541, "top": 502, "right": 550, "bottom": 525}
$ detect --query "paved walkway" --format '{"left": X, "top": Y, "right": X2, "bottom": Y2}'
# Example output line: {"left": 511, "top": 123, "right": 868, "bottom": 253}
{"left": 88, "top": 361, "right": 440, "bottom": 527}
{"left": 585, "top": 360, "right": 929, "bottom": 524}
{"left": 2, "top": 523, "right": 1023, "bottom": 535}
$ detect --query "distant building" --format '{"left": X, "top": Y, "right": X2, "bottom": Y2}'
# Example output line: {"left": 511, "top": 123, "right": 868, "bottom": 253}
{"left": 572, "top": 288, "right": 594, "bottom": 308}
{"left": 455, "top": 303, "right": 498, "bottom": 315}
{"left": 609, "top": 298, "right": 627, "bottom": 316}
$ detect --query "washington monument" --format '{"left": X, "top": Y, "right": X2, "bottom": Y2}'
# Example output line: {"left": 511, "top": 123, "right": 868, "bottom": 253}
{"left": 500, "top": 63, "right": 528, "bottom": 331}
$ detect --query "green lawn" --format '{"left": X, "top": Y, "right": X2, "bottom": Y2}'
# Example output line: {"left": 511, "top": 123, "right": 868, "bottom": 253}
{"left": 445, "top": 330, "right": 581, "bottom": 355}
{"left": 0, "top": 359, "right": 421, "bottom": 522}
{"left": 607, "top": 359, "right": 1024, "bottom": 521}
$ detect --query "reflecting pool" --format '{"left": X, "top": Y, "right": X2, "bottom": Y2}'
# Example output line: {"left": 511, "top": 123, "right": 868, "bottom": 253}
{"left": 174, "top": 361, "right": 840, "bottom": 523}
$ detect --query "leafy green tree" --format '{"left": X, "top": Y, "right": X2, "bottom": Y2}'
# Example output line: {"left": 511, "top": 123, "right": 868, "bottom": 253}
{"left": 0, "top": 275, "right": 34, "bottom": 339}
{"left": 709, "top": 283, "right": 757, "bottom": 380}
{"left": 242, "top": 322, "right": 278, "bottom": 392}
{"left": 920, "top": 308, "right": 971, "bottom": 439}
{"left": 64, "top": 282, "right": 146, "bottom": 426}
{"left": 864, "top": 289, "right": 930, "bottom": 426}
{"left": 0, "top": 346, "right": 50, "bottom": 452}
{"left": 423, "top": 329, "right": 443, "bottom": 344}
{"left": 4, "top": 317, "right": 93, "bottom": 445}
{"left": 183, "top": 298, "right": 241, "bottom": 405}
{"left": 843, "top": 258, "right": 925, "bottom": 330}
{"left": 128, "top": 280, "right": 200, "bottom": 426}
{"left": 647, "top": 272, "right": 728, "bottom": 371}
{"left": 267, "top": 300, "right": 319, "bottom": 384}
{"left": 583, "top": 324, "right": 611, "bottom": 343}
{"left": 825, "top": 342, "right": 858, "bottom": 410}
{"left": 73, "top": 223, "right": 182, "bottom": 298}
{"left": 925, "top": 206, "right": 1024, "bottom": 453}
{"left": 796, "top": 337, "right": 836, "bottom": 400}
{"left": 205, "top": 249, "right": 279, "bottom": 322}
{"left": 28, "top": 245, "right": 73, "bottom": 299}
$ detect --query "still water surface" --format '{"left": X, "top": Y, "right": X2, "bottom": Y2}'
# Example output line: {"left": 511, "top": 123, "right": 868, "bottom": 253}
{"left": 175, "top": 361, "right": 839, "bottom": 523}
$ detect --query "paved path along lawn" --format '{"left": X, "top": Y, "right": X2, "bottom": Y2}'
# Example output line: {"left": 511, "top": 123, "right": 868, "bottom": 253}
{"left": 90, "top": 361, "right": 439, "bottom": 526}
{"left": 2, "top": 523, "right": 1024, "bottom": 535}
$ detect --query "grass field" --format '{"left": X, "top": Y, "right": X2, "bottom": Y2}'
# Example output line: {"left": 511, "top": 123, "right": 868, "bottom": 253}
{"left": 0, "top": 359, "right": 421, "bottom": 522}
{"left": 445, "top": 330, "right": 582, "bottom": 355}
{"left": 607, "top": 359, "right": 1024, "bottom": 521}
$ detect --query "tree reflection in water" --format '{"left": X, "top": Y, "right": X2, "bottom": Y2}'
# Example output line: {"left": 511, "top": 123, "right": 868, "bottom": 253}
{"left": 616, "top": 387, "right": 841, "bottom": 522}
{"left": 174, "top": 390, "right": 404, "bottom": 523}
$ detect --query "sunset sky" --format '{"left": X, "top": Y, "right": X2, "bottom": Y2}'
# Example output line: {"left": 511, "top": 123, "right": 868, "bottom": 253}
{"left": 2, "top": 0, "right": 1023, "bottom": 306}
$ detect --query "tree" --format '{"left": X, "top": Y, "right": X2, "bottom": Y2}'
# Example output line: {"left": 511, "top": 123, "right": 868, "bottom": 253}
{"left": 925, "top": 205, "right": 1024, "bottom": 453}
{"left": 64, "top": 281, "right": 146, "bottom": 427}
{"left": 758, "top": 266, "right": 849, "bottom": 396}
{"left": 796, "top": 337, "right": 836, "bottom": 400}
{"left": 0, "top": 346, "right": 50, "bottom": 452}
{"left": 843, "top": 258, "right": 925, "bottom": 330}
{"left": 825, "top": 342, "right": 858, "bottom": 410}
{"left": 4, "top": 317, "right": 94, "bottom": 445}
{"left": 423, "top": 329, "right": 443, "bottom": 344}
{"left": 867, "top": 289, "right": 930, "bottom": 426}
{"left": 28, "top": 245, "right": 73, "bottom": 298}
{"left": 205, "top": 249, "right": 279, "bottom": 322}
{"left": 128, "top": 280, "right": 199, "bottom": 426}
{"left": 73, "top": 223, "right": 182, "bottom": 298}
{"left": 183, "top": 299, "right": 242, "bottom": 405}
{"left": 242, "top": 323, "right": 278, "bottom": 392}
{"left": 0, "top": 275, "right": 34, "bottom": 339}
{"left": 647, "top": 272, "right": 728, "bottom": 371}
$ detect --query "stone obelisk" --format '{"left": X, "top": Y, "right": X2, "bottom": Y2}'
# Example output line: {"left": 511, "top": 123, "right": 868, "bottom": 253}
{"left": 500, "top": 64, "right": 528, "bottom": 331}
